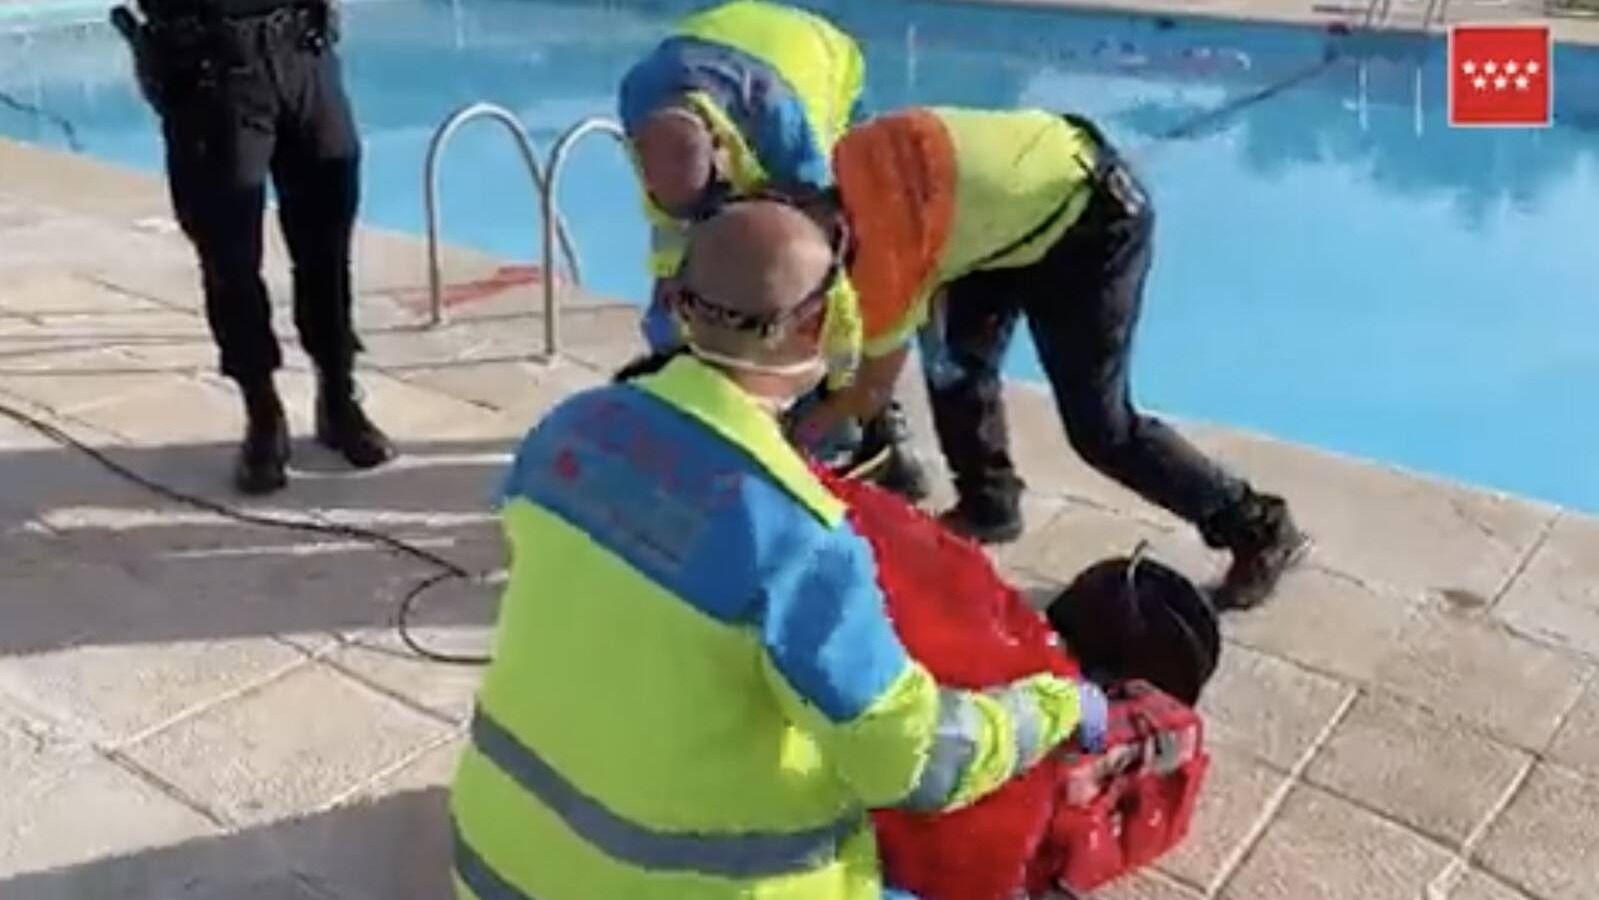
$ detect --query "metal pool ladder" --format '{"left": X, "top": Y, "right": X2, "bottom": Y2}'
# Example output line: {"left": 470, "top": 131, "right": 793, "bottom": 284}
{"left": 540, "top": 116, "right": 629, "bottom": 360}
{"left": 422, "top": 103, "right": 585, "bottom": 342}
{"left": 422, "top": 104, "right": 629, "bottom": 360}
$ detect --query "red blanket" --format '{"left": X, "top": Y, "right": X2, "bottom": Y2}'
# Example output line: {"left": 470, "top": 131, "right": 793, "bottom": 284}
{"left": 816, "top": 468, "right": 1076, "bottom": 900}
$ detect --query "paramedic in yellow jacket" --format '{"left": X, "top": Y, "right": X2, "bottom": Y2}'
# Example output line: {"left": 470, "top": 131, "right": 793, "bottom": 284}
{"left": 795, "top": 107, "right": 1309, "bottom": 611}
{"left": 617, "top": 0, "right": 927, "bottom": 500}
{"left": 449, "top": 200, "right": 1107, "bottom": 900}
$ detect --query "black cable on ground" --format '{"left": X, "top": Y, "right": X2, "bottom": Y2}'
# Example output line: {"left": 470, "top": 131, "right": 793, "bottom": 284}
{"left": 0, "top": 398, "right": 493, "bottom": 666}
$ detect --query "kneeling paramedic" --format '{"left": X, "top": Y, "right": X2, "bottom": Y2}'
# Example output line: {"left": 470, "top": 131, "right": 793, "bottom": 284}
{"left": 449, "top": 199, "right": 1107, "bottom": 900}
{"left": 796, "top": 107, "right": 1308, "bottom": 610}
{"left": 112, "top": 0, "right": 392, "bottom": 495}
{"left": 617, "top": 0, "right": 928, "bottom": 499}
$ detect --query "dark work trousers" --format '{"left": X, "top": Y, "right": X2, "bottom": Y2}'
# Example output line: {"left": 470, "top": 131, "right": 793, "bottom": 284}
{"left": 925, "top": 146, "right": 1254, "bottom": 549}
{"left": 153, "top": 10, "right": 361, "bottom": 385}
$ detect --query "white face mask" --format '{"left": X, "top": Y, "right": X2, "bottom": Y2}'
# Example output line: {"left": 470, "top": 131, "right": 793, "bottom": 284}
{"left": 688, "top": 343, "right": 827, "bottom": 415}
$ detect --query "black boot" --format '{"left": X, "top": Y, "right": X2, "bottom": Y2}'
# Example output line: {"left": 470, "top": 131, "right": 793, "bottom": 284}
{"left": 855, "top": 401, "right": 931, "bottom": 503}
{"left": 939, "top": 491, "right": 1024, "bottom": 545}
{"left": 235, "top": 378, "right": 290, "bottom": 495}
{"left": 1207, "top": 492, "right": 1311, "bottom": 611}
{"left": 315, "top": 370, "right": 395, "bottom": 469}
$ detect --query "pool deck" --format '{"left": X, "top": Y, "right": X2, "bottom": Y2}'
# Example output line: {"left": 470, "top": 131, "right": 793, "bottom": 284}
{"left": 2, "top": 131, "right": 1598, "bottom": 900}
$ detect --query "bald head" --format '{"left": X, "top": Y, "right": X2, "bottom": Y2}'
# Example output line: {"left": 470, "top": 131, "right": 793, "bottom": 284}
{"left": 683, "top": 200, "right": 834, "bottom": 320}
{"left": 678, "top": 200, "right": 835, "bottom": 377}
{"left": 633, "top": 106, "right": 716, "bottom": 215}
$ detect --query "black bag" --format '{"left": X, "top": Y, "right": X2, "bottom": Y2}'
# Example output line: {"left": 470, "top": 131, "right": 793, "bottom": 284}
{"left": 1044, "top": 542, "right": 1221, "bottom": 706}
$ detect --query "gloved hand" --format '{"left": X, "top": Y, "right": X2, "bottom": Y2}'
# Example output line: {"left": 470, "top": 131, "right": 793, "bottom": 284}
{"left": 783, "top": 389, "right": 861, "bottom": 464}
{"left": 1075, "top": 680, "right": 1109, "bottom": 754}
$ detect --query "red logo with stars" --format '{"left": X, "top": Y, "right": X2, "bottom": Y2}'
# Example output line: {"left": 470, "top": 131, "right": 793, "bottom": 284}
{"left": 1448, "top": 25, "right": 1552, "bottom": 128}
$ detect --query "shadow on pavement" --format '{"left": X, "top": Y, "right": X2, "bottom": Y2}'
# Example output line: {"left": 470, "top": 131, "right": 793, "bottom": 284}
{"left": 1, "top": 434, "right": 516, "bottom": 657}
{"left": 0, "top": 787, "right": 454, "bottom": 900}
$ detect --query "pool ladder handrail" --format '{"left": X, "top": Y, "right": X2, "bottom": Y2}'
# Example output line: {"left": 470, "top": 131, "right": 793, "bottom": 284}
{"left": 1419, "top": 0, "right": 1450, "bottom": 31}
{"left": 422, "top": 101, "right": 584, "bottom": 332}
{"left": 540, "top": 115, "right": 629, "bottom": 360}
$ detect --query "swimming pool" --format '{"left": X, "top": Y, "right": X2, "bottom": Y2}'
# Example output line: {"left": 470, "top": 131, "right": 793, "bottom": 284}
{"left": 3, "top": 0, "right": 1598, "bottom": 513}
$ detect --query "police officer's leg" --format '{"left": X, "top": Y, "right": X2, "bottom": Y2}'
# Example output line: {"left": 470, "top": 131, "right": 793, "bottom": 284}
{"left": 1025, "top": 180, "right": 1305, "bottom": 609}
{"left": 927, "top": 269, "right": 1027, "bottom": 544}
{"left": 159, "top": 47, "right": 289, "bottom": 494}
{"left": 270, "top": 26, "right": 393, "bottom": 468}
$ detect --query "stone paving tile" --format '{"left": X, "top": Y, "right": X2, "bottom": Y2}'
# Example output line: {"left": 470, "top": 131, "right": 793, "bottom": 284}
{"left": 0, "top": 407, "right": 56, "bottom": 451}
{"left": 390, "top": 357, "right": 605, "bottom": 426}
{"left": 81, "top": 256, "right": 209, "bottom": 313}
{"left": 1223, "top": 565, "right": 1427, "bottom": 683}
{"left": 3, "top": 869, "right": 331, "bottom": 900}
{"left": 1200, "top": 430, "right": 1557, "bottom": 604}
{"left": 119, "top": 661, "right": 452, "bottom": 827}
{"left": 1304, "top": 691, "right": 1531, "bottom": 847}
{"left": 0, "top": 270, "right": 168, "bottom": 317}
{"left": 327, "top": 636, "right": 487, "bottom": 727}
{"left": 1546, "top": 676, "right": 1599, "bottom": 780}
{"left": 997, "top": 500, "right": 1221, "bottom": 591}
{"left": 270, "top": 788, "right": 454, "bottom": 900}
{"left": 0, "top": 703, "right": 219, "bottom": 882}
{"left": 107, "top": 531, "right": 442, "bottom": 655}
{"left": 1448, "top": 869, "right": 1536, "bottom": 900}
{"left": 0, "top": 524, "right": 181, "bottom": 659}
{"left": 0, "top": 349, "right": 181, "bottom": 411}
{"left": 1372, "top": 608, "right": 1592, "bottom": 751}
{"left": 0, "top": 435, "right": 199, "bottom": 528}
{"left": 1495, "top": 513, "right": 1599, "bottom": 660}
{"left": 1476, "top": 763, "right": 1599, "bottom": 900}
{"left": 69, "top": 374, "right": 243, "bottom": 446}
{"left": 0, "top": 634, "right": 307, "bottom": 747}
{"left": 1197, "top": 643, "right": 1352, "bottom": 770}
{"left": 353, "top": 733, "right": 466, "bottom": 800}
{"left": 23, "top": 308, "right": 207, "bottom": 343}
{"left": 1085, "top": 870, "right": 1204, "bottom": 899}
{"left": 269, "top": 366, "right": 523, "bottom": 445}
{"left": 1155, "top": 744, "right": 1289, "bottom": 892}
{"left": 1218, "top": 784, "right": 1453, "bottom": 900}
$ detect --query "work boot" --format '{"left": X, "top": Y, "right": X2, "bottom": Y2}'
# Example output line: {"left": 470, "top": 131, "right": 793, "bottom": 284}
{"left": 1208, "top": 493, "right": 1311, "bottom": 611}
{"left": 939, "top": 492, "right": 1024, "bottom": 545}
{"left": 315, "top": 371, "right": 395, "bottom": 469}
{"left": 235, "top": 378, "right": 290, "bottom": 495}
{"left": 855, "top": 402, "right": 931, "bottom": 502}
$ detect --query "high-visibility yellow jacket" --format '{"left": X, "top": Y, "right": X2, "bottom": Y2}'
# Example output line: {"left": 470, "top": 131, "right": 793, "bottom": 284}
{"left": 450, "top": 355, "right": 1093, "bottom": 900}
{"left": 619, "top": 0, "right": 866, "bottom": 385}
{"left": 831, "top": 107, "right": 1100, "bottom": 357}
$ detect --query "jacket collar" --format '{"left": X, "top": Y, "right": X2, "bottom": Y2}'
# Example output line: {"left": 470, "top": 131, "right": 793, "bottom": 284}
{"left": 637, "top": 355, "right": 843, "bottom": 525}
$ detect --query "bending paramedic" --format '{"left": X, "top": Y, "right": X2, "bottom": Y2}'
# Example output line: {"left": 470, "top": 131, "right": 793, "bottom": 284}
{"left": 797, "top": 106, "right": 1308, "bottom": 610}
{"left": 616, "top": 0, "right": 927, "bottom": 499}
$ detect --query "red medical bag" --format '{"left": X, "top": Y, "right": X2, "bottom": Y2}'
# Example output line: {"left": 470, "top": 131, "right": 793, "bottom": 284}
{"left": 1028, "top": 680, "right": 1209, "bottom": 896}
{"left": 815, "top": 468, "right": 1209, "bottom": 900}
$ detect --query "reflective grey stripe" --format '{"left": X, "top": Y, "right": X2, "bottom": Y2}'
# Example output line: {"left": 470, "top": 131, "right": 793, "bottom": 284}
{"left": 470, "top": 709, "right": 861, "bottom": 879}
{"left": 454, "top": 820, "right": 534, "bottom": 900}
{"left": 986, "top": 684, "right": 1045, "bottom": 775}
{"left": 898, "top": 689, "right": 982, "bottom": 812}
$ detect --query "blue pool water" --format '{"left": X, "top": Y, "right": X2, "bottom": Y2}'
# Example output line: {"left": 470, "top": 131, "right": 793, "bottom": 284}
{"left": 3, "top": 0, "right": 1597, "bottom": 512}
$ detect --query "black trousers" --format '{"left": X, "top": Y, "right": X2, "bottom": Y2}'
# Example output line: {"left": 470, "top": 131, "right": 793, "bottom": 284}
{"left": 925, "top": 140, "right": 1253, "bottom": 549}
{"left": 151, "top": 8, "right": 361, "bottom": 384}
